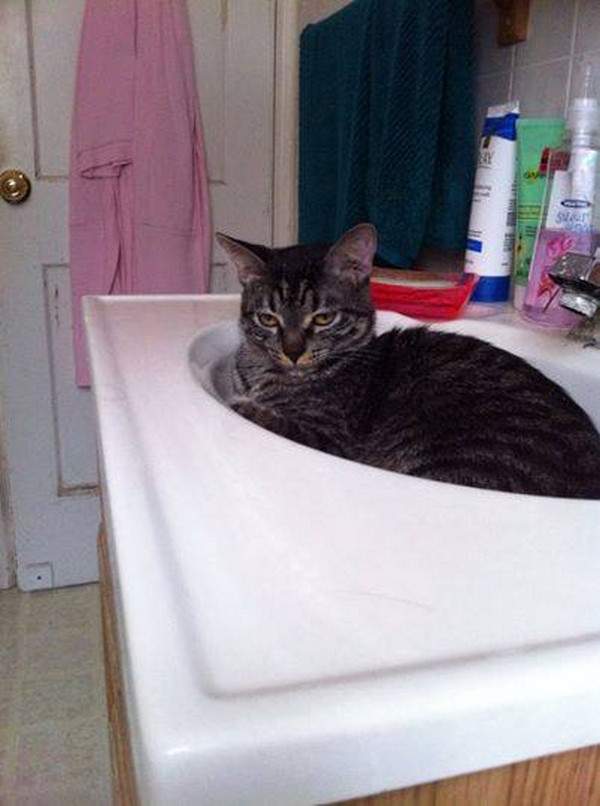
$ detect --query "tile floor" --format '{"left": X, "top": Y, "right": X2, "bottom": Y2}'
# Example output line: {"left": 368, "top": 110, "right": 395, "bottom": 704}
{"left": 0, "top": 584, "right": 112, "bottom": 805}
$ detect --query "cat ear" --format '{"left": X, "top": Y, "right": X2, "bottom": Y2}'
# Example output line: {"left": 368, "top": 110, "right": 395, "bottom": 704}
{"left": 216, "top": 233, "right": 268, "bottom": 286}
{"left": 325, "top": 223, "right": 377, "bottom": 284}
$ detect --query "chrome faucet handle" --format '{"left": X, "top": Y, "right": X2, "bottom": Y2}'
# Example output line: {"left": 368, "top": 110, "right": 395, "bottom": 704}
{"left": 549, "top": 250, "right": 600, "bottom": 318}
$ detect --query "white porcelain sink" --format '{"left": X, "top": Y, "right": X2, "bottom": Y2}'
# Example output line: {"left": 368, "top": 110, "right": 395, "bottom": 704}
{"left": 85, "top": 294, "right": 600, "bottom": 806}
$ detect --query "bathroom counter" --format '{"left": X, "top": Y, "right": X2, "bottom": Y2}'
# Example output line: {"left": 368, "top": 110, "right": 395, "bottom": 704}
{"left": 86, "top": 295, "right": 600, "bottom": 805}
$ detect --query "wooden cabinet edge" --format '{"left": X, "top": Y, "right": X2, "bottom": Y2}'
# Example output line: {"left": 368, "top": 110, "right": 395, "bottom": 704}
{"left": 98, "top": 525, "right": 139, "bottom": 806}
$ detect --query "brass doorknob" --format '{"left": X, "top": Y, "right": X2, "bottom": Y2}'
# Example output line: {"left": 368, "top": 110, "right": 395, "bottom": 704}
{"left": 0, "top": 169, "right": 32, "bottom": 204}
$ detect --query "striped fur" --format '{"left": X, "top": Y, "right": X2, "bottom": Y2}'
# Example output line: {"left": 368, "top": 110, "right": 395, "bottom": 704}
{"left": 220, "top": 230, "right": 600, "bottom": 499}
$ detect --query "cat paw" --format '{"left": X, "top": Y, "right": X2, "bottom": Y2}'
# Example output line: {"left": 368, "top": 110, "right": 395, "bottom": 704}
{"left": 231, "top": 399, "right": 260, "bottom": 419}
{"left": 231, "top": 399, "right": 288, "bottom": 435}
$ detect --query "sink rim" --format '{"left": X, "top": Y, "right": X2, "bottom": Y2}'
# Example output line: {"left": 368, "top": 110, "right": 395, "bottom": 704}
{"left": 85, "top": 294, "right": 600, "bottom": 805}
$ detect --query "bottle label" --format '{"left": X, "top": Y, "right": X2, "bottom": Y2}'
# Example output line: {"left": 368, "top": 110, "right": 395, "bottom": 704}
{"left": 465, "top": 134, "right": 517, "bottom": 278}
{"left": 545, "top": 149, "right": 598, "bottom": 232}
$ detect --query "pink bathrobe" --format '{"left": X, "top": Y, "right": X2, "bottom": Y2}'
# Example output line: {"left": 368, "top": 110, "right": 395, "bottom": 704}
{"left": 70, "top": 0, "right": 211, "bottom": 386}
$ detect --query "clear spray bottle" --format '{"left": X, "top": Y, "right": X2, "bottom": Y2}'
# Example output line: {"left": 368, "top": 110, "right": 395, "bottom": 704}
{"left": 523, "top": 64, "right": 600, "bottom": 327}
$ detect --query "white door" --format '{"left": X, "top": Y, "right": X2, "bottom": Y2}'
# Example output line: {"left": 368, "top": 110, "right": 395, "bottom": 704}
{"left": 0, "top": 0, "right": 276, "bottom": 590}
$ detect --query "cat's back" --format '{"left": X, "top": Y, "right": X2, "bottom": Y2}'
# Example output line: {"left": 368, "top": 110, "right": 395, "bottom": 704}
{"left": 374, "top": 326, "right": 584, "bottom": 412}
{"left": 362, "top": 327, "right": 600, "bottom": 497}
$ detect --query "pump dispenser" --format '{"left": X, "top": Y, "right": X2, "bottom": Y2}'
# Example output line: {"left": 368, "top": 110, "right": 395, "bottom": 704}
{"left": 523, "top": 63, "right": 600, "bottom": 326}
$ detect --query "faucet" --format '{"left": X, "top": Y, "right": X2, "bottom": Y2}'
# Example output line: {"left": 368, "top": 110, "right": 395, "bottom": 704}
{"left": 548, "top": 251, "right": 600, "bottom": 347}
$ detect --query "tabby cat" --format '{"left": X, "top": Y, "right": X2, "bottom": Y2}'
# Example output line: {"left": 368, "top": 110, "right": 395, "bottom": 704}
{"left": 216, "top": 224, "right": 600, "bottom": 499}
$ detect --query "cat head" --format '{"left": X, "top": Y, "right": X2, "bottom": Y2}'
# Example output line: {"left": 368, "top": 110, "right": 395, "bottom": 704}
{"left": 216, "top": 224, "right": 377, "bottom": 371}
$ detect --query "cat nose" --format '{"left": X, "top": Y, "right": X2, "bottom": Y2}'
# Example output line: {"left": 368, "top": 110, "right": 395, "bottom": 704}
{"left": 282, "top": 332, "right": 306, "bottom": 363}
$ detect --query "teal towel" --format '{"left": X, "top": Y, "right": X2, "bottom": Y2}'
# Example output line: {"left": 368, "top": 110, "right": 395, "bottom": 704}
{"left": 299, "top": 0, "right": 475, "bottom": 266}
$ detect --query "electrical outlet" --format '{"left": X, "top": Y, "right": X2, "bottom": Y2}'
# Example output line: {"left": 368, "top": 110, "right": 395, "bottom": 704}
{"left": 20, "top": 562, "right": 54, "bottom": 591}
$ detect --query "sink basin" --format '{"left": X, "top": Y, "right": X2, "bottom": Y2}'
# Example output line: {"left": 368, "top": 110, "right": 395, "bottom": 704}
{"left": 85, "top": 294, "right": 600, "bottom": 805}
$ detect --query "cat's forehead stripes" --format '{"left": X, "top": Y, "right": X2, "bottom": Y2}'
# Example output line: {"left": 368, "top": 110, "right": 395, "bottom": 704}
{"left": 268, "top": 286, "right": 283, "bottom": 311}
{"left": 299, "top": 281, "right": 317, "bottom": 309}
{"left": 266, "top": 277, "right": 320, "bottom": 313}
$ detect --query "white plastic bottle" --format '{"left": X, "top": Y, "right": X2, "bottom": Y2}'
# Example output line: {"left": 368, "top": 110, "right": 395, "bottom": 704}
{"left": 465, "top": 101, "right": 520, "bottom": 302}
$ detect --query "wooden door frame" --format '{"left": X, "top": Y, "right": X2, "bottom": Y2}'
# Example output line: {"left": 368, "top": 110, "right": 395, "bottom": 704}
{"left": 0, "top": 3, "right": 18, "bottom": 589}
{"left": 0, "top": 3, "right": 19, "bottom": 588}
{"left": 0, "top": 393, "right": 16, "bottom": 589}
{"left": 0, "top": 335, "right": 15, "bottom": 587}
{"left": 272, "top": 0, "right": 299, "bottom": 247}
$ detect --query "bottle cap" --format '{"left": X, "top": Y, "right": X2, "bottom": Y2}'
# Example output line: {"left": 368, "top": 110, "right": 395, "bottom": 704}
{"left": 568, "top": 62, "right": 600, "bottom": 135}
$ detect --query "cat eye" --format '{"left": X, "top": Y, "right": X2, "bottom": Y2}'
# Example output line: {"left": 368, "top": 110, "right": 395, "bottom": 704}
{"left": 257, "top": 311, "right": 279, "bottom": 328}
{"left": 313, "top": 311, "right": 337, "bottom": 327}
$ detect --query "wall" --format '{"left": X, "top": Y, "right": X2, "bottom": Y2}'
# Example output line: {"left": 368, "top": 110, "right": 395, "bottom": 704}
{"left": 475, "top": 0, "right": 600, "bottom": 134}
